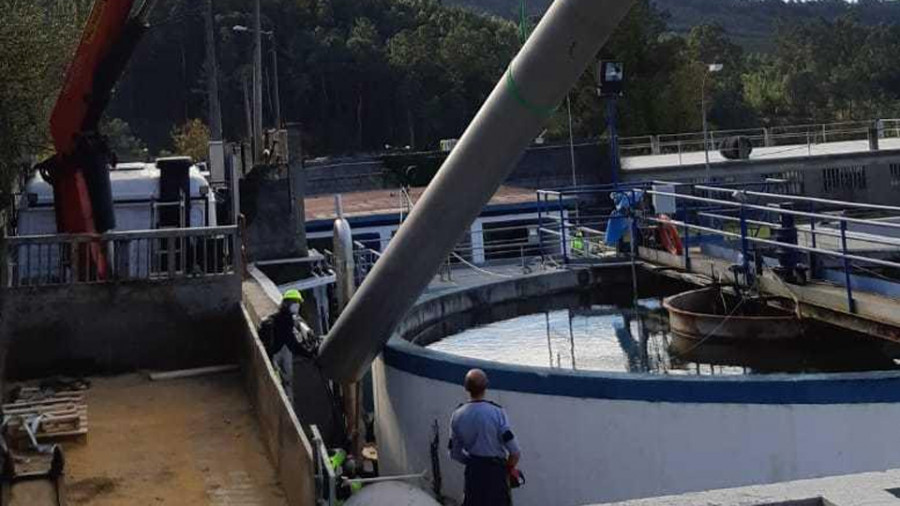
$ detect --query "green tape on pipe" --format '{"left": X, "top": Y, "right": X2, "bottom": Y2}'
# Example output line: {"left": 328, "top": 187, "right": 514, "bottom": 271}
{"left": 506, "top": 67, "right": 558, "bottom": 119}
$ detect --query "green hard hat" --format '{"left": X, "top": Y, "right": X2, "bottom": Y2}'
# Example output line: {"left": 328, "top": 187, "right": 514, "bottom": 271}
{"left": 283, "top": 289, "right": 304, "bottom": 303}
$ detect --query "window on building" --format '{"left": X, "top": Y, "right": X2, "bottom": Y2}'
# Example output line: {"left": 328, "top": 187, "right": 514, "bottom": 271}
{"left": 763, "top": 170, "right": 804, "bottom": 195}
{"left": 821, "top": 166, "right": 867, "bottom": 193}
{"left": 890, "top": 164, "right": 900, "bottom": 187}
{"left": 482, "top": 220, "right": 538, "bottom": 261}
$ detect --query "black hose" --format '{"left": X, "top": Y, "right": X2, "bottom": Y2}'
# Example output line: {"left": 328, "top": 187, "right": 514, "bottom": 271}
{"left": 430, "top": 419, "right": 443, "bottom": 503}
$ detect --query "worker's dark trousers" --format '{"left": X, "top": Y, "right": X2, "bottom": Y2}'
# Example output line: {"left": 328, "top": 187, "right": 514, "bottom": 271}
{"left": 464, "top": 456, "right": 511, "bottom": 506}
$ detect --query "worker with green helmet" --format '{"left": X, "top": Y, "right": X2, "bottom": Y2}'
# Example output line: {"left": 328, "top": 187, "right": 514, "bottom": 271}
{"left": 258, "top": 289, "right": 318, "bottom": 403}
{"left": 572, "top": 229, "right": 585, "bottom": 255}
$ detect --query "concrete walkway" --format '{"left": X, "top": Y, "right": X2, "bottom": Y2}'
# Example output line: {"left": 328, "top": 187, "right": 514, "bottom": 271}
{"left": 423, "top": 261, "right": 548, "bottom": 299}
{"left": 595, "top": 468, "right": 900, "bottom": 505}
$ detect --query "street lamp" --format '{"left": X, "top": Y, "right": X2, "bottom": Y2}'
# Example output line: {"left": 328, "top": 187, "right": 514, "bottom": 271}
{"left": 233, "top": 25, "right": 281, "bottom": 130}
{"left": 702, "top": 63, "right": 723, "bottom": 181}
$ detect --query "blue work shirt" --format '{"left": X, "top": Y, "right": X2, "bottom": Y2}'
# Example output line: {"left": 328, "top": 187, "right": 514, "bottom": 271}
{"left": 449, "top": 400, "right": 521, "bottom": 464}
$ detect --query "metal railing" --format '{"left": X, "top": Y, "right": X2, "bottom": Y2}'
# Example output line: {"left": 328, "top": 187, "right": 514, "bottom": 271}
{"left": 618, "top": 118, "right": 900, "bottom": 161}
{"left": 342, "top": 186, "right": 568, "bottom": 287}
{"left": 310, "top": 424, "right": 337, "bottom": 506}
{"left": 537, "top": 182, "right": 653, "bottom": 265}
{"left": 352, "top": 241, "right": 381, "bottom": 286}
{"left": 5, "top": 226, "right": 240, "bottom": 288}
{"left": 537, "top": 180, "right": 900, "bottom": 314}
{"left": 350, "top": 222, "right": 565, "bottom": 287}
{"left": 646, "top": 188, "right": 900, "bottom": 313}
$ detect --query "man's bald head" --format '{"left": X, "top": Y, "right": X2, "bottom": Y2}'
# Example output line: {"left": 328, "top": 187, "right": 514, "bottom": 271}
{"left": 464, "top": 369, "right": 488, "bottom": 399}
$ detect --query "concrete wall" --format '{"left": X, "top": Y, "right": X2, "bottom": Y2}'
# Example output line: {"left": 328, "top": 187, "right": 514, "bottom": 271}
{"left": 623, "top": 149, "right": 900, "bottom": 206}
{"left": 2, "top": 274, "right": 242, "bottom": 379}
{"left": 306, "top": 159, "right": 387, "bottom": 196}
{"left": 241, "top": 166, "right": 307, "bottom": 261}
{"left": 510, "top": 142, "right": 610, "bottom": 188}
{"left": 374, "top": 269, "right": 900, "bottom": 506}
{"left": 304, "top": 141, "right": 611, "bottom": 196}
{"left": 239, "top": 305, "right": 317, "bottom": 506}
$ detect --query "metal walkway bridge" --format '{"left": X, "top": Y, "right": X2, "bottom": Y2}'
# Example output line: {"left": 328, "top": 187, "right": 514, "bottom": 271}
{"left": 536, "top": 180, "right": 900, "bottom": 342}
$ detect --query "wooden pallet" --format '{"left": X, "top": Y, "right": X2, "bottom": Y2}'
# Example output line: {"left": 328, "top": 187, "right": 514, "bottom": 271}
{"left": 3, "top": 389, "right": 89, "bottom": 440}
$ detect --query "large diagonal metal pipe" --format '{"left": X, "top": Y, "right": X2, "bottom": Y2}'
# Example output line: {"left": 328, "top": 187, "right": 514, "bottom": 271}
{"left": 318, "top": 0, "right": 637, "bottom": 382}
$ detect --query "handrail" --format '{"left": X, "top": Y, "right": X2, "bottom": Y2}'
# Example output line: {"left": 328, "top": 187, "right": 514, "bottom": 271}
{"left": 647, "top": 190, "right": 900, "bottom": 232}
{"left": 8, "top": 225, "right": 238, "bottom": 245}
{"left": 6, "top": 225, "right": 239, "bottom": 288}
{"left": 310, "top": 425, "right": 336, "bottom": 506}
{"left": 646, "top": 216, "right": 900, "bottom": 271}
{"left": 694, "top": 186, "right": 900, "bottom": 214}
{"left": 615, "top": 118, "right": 900, "bottom": 162}
{"left": 618, "top": 118, "right": 900, "bottom": 148}
{"left": 533, "top": 180, "right": 900, "bottom": 315}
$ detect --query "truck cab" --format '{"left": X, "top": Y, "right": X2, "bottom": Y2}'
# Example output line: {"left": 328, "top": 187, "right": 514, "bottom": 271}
{"left": 16, "top": 158, "right": 217, "bottom": 236}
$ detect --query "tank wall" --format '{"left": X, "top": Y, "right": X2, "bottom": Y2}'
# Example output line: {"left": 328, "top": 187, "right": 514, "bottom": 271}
{"left": 375, "top": 356, "right": 900, "bottom": 506}
{"left": 2, "top": 274, "right": 242, "bottom": 378}
{"left": 374, "top": 268, "right": 900, "bottom": 506}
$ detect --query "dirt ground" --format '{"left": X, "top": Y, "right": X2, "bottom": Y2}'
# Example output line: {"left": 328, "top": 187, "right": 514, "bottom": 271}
{"left": 60, "top": 373, "right": 288, "bottom": 506}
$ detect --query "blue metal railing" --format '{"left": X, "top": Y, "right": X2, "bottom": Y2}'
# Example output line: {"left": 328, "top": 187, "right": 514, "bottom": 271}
{"left": 618, "top": 118, "right": 900, "bottom": 160}
{"left": 537, "top": 181, "right": 900, "bottom": 314}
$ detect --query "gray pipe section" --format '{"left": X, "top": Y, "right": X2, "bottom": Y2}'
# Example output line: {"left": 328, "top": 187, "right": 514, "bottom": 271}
{"left": 333, "top": 195, "right": 356, "bottom": 312}
{"left": 317, "top": 0, "right": 637, "bottom": 382}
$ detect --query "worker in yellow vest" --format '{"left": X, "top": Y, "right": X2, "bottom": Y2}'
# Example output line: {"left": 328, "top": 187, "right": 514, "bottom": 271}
{"left": 572, "top": 229, "right": 585, "bottom": 256}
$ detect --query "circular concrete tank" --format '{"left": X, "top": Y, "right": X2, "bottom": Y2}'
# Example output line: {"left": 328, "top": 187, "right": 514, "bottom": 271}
{"left": 344, "top": 482, "right": 440, "bottom": 506}
{"left": 372, "top": 266, "right": 900, "bottom": 506}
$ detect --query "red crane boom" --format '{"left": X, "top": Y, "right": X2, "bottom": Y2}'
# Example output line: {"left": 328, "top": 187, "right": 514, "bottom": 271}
{"left": 37, "top": 0, "right": 155, "bottom": 277}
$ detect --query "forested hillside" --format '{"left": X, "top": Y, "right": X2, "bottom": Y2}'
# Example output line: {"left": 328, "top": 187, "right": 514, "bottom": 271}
{"left": 450, "top": 0, "right": 900, "bottom": 51}
{"left": 6, "top": 0, "right": 900, "bottom": 186}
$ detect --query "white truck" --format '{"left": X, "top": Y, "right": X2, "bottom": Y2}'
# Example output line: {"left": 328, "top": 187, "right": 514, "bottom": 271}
{"left": 17, "top": 160, "right": 217, "bottom": 235}
{"left": 12, "top": 158, "right": 222, "bottom": 283}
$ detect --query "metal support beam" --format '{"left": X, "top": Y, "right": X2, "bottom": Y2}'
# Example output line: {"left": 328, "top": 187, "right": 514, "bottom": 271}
{"left": 252, "top": 0, "right": 263, "bottom": 163}
{"left": 317, "top": 0, "right": 637, "bottom": 382}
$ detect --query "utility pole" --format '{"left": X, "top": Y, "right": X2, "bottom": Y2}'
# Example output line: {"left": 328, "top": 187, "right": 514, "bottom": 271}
{"left": 607, "top": 96, "right": 619, "bottom": 188}
{"left": 566, "top": 94, "right": 576, "bottom": 187}
{"left": 702, "top": 63, "right": 724, "bottom": 182}
{"left": 234, "top": 26, "right": 281, "bottom": 131}
{"left": 272, "top": 43, "right": 281, "bottom": 129}
{"left": 243, "top": 71, "right": 253, "bottom": 148}
{"left": 204, "top": 0, "right": 222, "bottom": 142}
{"left": 253, "top": 0, "right": 263, "bottom": 164}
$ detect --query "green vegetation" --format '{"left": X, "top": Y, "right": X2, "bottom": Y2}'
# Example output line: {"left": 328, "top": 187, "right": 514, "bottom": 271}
{"left": 172, "top": 119, "right": 211, "bottom": 163}
{"left": 110, "top": 0, "right": 520, "bottom": 156}
{"left": 103, "top": 118, "right": 148, "bottom": 162}
{"left": 450, "top": 0, "right": 900, "bottom": 52}
{"left": 0, "top": 0, "right": 87, "bottom": 194}
{"left": 7, "top": 0, "right": 900, "bottom": 185}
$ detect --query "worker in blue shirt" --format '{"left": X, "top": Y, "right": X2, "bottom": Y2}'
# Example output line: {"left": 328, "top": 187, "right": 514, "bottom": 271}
{"left": 449, "top": 369, "right": 522, "bottom": 506}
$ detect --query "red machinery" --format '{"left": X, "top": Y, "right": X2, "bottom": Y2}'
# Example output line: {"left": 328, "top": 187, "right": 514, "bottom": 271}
{"left": 36, "top": 0, "right": 155, "bottom": 277}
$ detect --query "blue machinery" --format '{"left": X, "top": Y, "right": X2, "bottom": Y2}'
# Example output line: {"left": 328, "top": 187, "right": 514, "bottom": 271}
{"left": 537, "top": 181, "right": 900, "bottom": 317}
